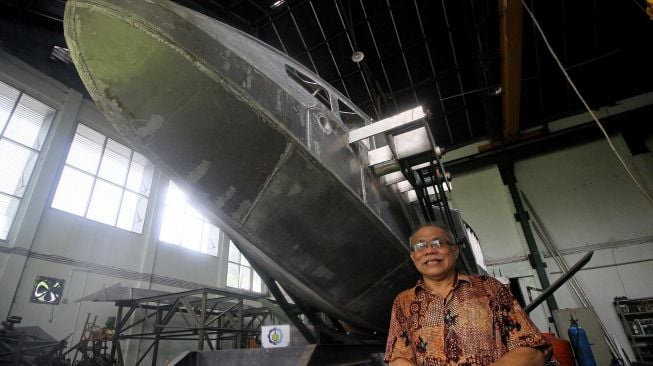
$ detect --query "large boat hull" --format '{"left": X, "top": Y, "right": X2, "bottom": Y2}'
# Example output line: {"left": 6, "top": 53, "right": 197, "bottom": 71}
{"left": 64, "top": 0, "right": 417, "bottom": 331}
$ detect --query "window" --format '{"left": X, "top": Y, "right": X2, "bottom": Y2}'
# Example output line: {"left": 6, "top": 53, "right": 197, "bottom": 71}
{"left": 0, "top": 81, "right": 55, "bottom": 240}
{"left": 227, "top": 241, "right": 263, "bottom": 293}
{"left": 51, "top": 123, "right": 154, "bottom": 233}
{"left": 338, "top": 99, "right": 366, "bottom": 128}
{"left": 286, "top": 65, "right": 331, "bottom": 110}
{"left": 159, "top": 181, "right": 220, "bottom": 256}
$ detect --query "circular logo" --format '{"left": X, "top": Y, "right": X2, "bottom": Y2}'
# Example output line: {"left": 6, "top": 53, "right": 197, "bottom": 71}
{"left": 267, "top": 327, "right": 284, "bottom": 345}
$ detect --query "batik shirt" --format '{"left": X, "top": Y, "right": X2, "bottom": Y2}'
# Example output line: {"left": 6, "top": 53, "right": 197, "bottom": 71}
{"left": 385, "top": 274, "right": 551, "bottom": 365}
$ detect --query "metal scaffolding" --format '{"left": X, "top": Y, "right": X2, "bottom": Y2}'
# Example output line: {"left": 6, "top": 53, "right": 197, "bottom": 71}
{"left": 108, "top": 288, "right": 281, "bottom": 366}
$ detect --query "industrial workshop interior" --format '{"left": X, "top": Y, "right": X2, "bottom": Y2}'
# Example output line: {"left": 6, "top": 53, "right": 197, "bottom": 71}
{"left": 0, "top": 0, "right": 651, "bottom": 365}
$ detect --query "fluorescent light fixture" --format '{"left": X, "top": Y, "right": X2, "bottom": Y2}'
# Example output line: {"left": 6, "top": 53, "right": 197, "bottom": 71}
{"left": 270, "top": 0, "right": 286, "bottom": 8}
{"left": 349, "top": 105, "right": 425, "bottom": 143}
{"left": 367, "top": 127, "right": 431, "bottom": 165}
{"left": 403, "top": 183, "right": 452, "bottom": 202}
{"left": 381, "top": 171, "right": 405, "bottom": 185}
{"left": 396, "top": 180, "right": 413, "bottom": 193}
{"left": 50, "top": 46, "right": 72, "bottom": 64}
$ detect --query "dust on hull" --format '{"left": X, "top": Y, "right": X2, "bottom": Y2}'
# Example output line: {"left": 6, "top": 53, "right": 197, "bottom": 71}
{"left": 64, "top": 0, "right": 414, "bottom": 331}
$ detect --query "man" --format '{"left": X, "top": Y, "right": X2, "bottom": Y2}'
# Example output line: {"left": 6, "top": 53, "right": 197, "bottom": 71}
{"left": 385, "top": 223, "right": 552, "bottom": 365}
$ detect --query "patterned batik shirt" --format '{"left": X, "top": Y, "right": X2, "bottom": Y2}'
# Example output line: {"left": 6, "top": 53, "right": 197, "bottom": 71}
{"left": 385, "top": 274, "right": 552, "bottom": 365}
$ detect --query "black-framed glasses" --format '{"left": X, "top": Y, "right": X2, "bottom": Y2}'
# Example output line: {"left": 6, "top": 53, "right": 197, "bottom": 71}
{"left": 411, "top": 238, "right": 451, "bottom": 252}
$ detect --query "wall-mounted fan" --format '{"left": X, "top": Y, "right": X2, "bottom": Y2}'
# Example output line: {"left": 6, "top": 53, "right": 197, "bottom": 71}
{"left": 30, "top": 276, "right": 65, "bottom": 305}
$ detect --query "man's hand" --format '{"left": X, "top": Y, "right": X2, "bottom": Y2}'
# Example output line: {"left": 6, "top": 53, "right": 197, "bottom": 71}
{"left": 489, "top": 347, "right": 545, "bottom": 366}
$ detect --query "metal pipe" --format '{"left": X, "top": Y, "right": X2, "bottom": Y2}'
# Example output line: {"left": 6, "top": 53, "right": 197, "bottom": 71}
{"left": 532, "top": 224, "right": 586, "bottom": 306}
{"left": 525, "top": 251, "right": 593, "bottom": 313}
{"left": 358, "top": 0, "right": 398, "bottom": 112}
{"left": 307, "top": 1, "right": 351, "bottom": 100}
{"left": 332, "top": 0, "right": 379, "bottom": 118}
{"left": 385, "top": 0, "right": 419, "bottom": 105}
{"left": 287, "top": 8, "right": 319, "bottom": 74}
{"left": 440, "top": 0, "right": 474, "bottom": 136}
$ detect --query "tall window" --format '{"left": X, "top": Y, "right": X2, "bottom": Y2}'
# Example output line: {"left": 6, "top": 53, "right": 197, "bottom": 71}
{"left": 0, "top": 81, "right": 55, "bottom": 240}
{"left": 227, "top": 241, "right": 263, "bottom": 293}
{"left": 51, "top": 123, "right": 154, "bottom": 233}
{"left": 159, "top": 181, "right": 220, "bottom": 256}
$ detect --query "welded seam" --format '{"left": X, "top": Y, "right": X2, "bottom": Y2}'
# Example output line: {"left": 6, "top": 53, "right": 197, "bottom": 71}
{"left": 239, "top": 142, "right": 294, "bottom": 225}
{"left": 343, "top": 260, "right": 410, "bottom": 309}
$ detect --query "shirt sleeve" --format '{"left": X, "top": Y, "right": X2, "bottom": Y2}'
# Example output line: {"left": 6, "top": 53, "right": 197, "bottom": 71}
{"left": 385, "top": 295, "right": 415, "bottom": 363}
{"left": 490, "top": 278, "right": 553, "bottom": 359}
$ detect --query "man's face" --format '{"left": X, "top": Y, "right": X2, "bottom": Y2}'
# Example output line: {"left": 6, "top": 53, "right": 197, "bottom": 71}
{"left": 409, "top": 225, "right": 459, "bottom": 280}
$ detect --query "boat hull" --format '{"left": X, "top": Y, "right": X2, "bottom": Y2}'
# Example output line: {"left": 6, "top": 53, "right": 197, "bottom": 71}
{"left": 64, "top": 0, "right": 417, "bottom": 331}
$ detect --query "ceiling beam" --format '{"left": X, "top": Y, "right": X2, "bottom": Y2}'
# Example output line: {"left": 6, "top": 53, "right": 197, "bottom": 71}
{"left": 498, "top": 0, "right": 523, "bottom": 142}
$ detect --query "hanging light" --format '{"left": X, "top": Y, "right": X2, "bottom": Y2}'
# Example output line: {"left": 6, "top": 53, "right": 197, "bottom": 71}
{"left": 351, "top": 51, "right": 365, "bottom": 63}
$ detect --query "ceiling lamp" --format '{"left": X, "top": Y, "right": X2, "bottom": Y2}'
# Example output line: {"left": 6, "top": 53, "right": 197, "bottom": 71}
{"left": 351, "top": 51, "right": 365, "bottom": 63}
{"left": 270, "top": 0, "right": 285, "bottom": 9}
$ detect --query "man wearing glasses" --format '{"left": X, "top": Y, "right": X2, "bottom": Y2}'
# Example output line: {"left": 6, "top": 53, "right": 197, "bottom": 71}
{"left": 384, "top": 224, "right": 553, "bottom": 366}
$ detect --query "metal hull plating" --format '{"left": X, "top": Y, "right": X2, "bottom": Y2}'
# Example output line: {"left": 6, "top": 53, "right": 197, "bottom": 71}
{"left": 64, "top": 0, "right": 416, "bottom": 331}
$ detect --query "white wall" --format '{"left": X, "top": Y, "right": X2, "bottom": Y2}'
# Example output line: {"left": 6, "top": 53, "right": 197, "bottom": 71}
{"left": 450, "top": 136, "right": 653, "bottom": 361}
{"left": 0, "top": 51, "right": 257, "bottom": 364}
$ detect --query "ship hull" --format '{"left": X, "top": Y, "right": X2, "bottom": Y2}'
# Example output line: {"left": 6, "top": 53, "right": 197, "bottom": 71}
{"left": 64, "top": 0, "right": 417, "bottom": 331}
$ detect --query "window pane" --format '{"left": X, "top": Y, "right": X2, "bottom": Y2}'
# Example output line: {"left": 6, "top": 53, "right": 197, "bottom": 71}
{"left": 240, "top": 255, "right": 249, "bottom": 267}
{"left": 3, "top": 94, "right": 54, "bottom": 150}
{"left": 187, "top": 205, "right": 203, "bottom": 219}
{"left": 165, "top": 181, "right": 187, "bottom": 210}
{"left": 0, "top": 193, "right": 20, "bottom": 240}
{"left": 116, "top": 191, "right": 148, "bottom": 234}
{"left": 159, "top": 180, "right": 219, "bottom": 256}
{"left": 86, "top": 180, "right": 122, "bottom": 225}
{"left": 98, "top": 139, "right": 130, "bottom": 185}
{"left": 53, "top": 124, "right": 153, "bottom": 234}
{"left": 0, "top": 81, "right": 20, "bottom": 133}
{"left": 159, "top": 206, "right": 184, "bottom": 244}
{"left": 51, "top": 167, "right": 94, "bottom": 216}
{"left": 228, "top": 241, "right": 240, "bottom": 263}
{"left": 126, "top": 152, "right": 153, "bottom": 195}
{"left": 226, "top": 263, "right": 239, "bottom": 288}
{"left": 239, "top": 266, "right": 251, "bottom": 290}
{"left": 202, "top": 224, "right": 220, "bottom": 256}
{"left": 0, "top": 139, "right": 38, "bottom": 197}
{"left": 66, "top": 124, "right": 104, "bottom": 174}
{"left": 252, "top": 272, "right": 263, "bottom": 293}
{"left": 180, "top": 215, "right": 203, "bottom": 251}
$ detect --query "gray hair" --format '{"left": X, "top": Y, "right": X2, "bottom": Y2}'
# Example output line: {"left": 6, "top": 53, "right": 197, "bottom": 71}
{"left": 409, "top": 223, "right": 455, "bottom": 245}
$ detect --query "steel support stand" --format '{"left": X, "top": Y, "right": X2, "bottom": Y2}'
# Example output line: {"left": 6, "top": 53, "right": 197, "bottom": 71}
{"left": 497, "top": 154, "right": 558, "bottom": 312}
{"left": 151, "top": 306, "right": 162, "bottom": 366}
{"left": 198, "top": 292, "right": 207, "bottom": 351}
{"left": 237, "top": 299, "right": 243, "bottom": 348}
{"left": 260, "top": 276, "right": 317, "bottom": 344}
{"left": 110, "top": 306, "right": 122, "bottom": 365}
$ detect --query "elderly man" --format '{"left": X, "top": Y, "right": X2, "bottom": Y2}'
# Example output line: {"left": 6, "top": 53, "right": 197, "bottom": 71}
{"left": 385, "top": 223, "right": 552, "bottom": 365}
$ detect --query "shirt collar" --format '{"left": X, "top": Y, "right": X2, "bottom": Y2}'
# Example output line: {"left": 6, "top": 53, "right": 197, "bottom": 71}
{"left": 414, "top": 272, "right": 472, "bottom": 294}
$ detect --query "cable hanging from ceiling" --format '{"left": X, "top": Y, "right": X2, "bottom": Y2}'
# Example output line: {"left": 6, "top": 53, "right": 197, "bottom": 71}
{"left": 520, "top": 0, "right": 653, "bottom": 205}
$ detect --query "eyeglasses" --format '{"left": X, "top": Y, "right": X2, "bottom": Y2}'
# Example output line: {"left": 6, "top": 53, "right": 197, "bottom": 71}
{"left": 410, "top": 238, "right": 451, "bottom": 252}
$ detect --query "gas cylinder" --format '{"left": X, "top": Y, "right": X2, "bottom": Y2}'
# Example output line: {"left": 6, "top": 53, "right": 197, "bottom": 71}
{"left": 568, "top": 317, "right": 597, "bottom": 366}
{"left": 542, "top": 332, "right": 574, "bottom": 366}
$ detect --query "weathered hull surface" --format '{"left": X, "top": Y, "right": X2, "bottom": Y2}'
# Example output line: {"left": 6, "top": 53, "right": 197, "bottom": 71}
{"left": 64, "top": 0, "right": 417, "bottom": 331}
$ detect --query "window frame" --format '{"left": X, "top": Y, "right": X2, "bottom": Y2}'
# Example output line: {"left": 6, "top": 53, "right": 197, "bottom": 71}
{"left": 226, "top": 240, "right": 263, "bottom": 293}
{"left": 158, "top": 180, "right": 221, "bottom": 257}
{"left": 50, "top": 122, "right": 154, "bottom": 234}
{"left": 0, "top": 81, "right": 56, "bottom": 240}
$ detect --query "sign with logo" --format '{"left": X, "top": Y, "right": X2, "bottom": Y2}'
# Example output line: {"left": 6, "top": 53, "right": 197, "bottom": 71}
{"left": 261, "top": 324, "right": 290, "bottom": 348}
